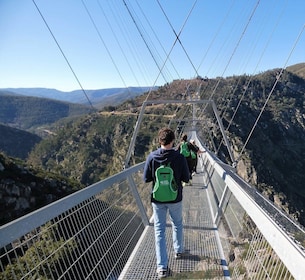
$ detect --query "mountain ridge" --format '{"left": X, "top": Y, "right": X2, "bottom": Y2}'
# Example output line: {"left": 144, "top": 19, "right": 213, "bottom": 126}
{"left": 0, "top": 86, "right": 156, "bottom": 107}
{"left": 0, "top": 94, "right": 95, "bottom": 132}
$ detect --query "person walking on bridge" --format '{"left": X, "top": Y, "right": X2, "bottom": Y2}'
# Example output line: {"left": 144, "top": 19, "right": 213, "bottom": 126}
{"left": 189, "top": 139, "right": 205, "bottom": 175}
{"left": 177, "top": 134, "right": 198, "bottom": 185}
{"left": 143, "top": 127, "right": 190, "bottom": 278}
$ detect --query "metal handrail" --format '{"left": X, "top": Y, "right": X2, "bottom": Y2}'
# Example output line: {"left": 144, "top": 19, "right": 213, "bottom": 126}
{"left": 0, "top": 162, "right": 145, "bottom": 248}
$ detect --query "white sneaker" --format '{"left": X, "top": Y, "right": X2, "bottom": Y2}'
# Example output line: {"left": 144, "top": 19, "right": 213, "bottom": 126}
{"left": 157, "top": 268, "right": 168, "bottom": 279}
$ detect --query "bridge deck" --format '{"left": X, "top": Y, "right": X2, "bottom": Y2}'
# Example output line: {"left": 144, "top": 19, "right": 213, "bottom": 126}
{"left": 119, "top": 169, "right": 227, "bottom": 279}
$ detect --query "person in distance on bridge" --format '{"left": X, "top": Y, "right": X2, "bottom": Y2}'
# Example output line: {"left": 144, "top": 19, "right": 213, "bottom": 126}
{"left": 189, "top": 139, "right": 205, "bottom": 175}
{"left": 177, "top": 134, "right": 199, "bottom": 185}
{"left": 143, "top": 127, "right": 190, "bottom": 279}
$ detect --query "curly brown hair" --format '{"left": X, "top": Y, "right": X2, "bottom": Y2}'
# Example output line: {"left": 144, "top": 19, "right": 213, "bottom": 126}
{"left": 158, "top": 127, "right": 175, "bottom": 145}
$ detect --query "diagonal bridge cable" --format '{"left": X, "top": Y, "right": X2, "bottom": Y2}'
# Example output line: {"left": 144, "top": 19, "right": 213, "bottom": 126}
{"left": 224, "top": 1, "right": 287, "bottom": 133}
{"left": 215, "top": 0, "right": 288, "bottom": 156}
{"left": 235, "top": 24, "right": 305, "bottom": 164}
{"left": 123, "top": 1, "right": 199, "bottom": 166}
{"left": 146, "top": 0, "right": 198, "bottom": 101}
{"left": 134, "top": 0, "right": 180, "bottom": 80}
{"left": 122, "top": 0, "right": 168, "bottom": 85}
{"left": 156, "top": 0, "right": 199, "bottom": 78}
{"left": 197, "top": 0, "right": 261, "bottom": 131}
{"left": 200, "top": 0, "right": 261, "bottom": 112}
{"left": 81, "top": 0, "right": 134, "bottom": 92}
{"left": 123, "top": 0, "right": 197, "bottom": 102}
{"left": 32, "top": 0, "right": 95, "bottom": 110}
{"left": 96, "top": 0, "right": 142, "bottom": 87}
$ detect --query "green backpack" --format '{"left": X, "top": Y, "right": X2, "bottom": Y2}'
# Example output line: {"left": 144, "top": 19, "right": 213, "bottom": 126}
{"left": 180, "top": 141, "right": 190, "bottom": 157}
{"left": 153, "top": 163, "right": 178, "bottom": 202}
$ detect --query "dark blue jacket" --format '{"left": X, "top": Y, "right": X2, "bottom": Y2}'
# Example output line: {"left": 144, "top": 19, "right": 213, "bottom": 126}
{"left": 143, "top": 147, "right": 190, "bottom": 203}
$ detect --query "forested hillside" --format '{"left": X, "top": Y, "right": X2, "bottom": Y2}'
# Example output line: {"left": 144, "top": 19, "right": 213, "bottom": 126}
{"left": 1, "top": 65, "right": 305, "bottom": 227}
{"left": 225, "top": 69, "right": 305, "bottom": 225}
{"left": 27, "top": 112, "right": 165, "bottom": 184}
{"left": 26, "top": 66, "right": 305, "bottom": 227}
{"left": 0, "top": 124, "right": 41, "bottom": 159}
{"left": 286, "top": 62, "right": 305, "bottom": 79}
{"left": 0, "top": 94, "right": 95, "bottom": 133}
{"left": 0, "top": 152, "right": 83, "bottom": 225}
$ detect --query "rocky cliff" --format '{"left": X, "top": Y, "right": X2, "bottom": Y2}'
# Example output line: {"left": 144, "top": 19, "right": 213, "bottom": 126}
{"left": 0, "top": 153, "right": 83, "bottom": 225}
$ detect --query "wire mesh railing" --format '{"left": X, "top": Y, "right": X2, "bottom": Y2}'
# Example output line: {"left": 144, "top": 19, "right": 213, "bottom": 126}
{"left": 198, "top": 138, "right": 305, "bottom": 280}
{"left": 0, "top": 163, "right": 149, "bottom": 280}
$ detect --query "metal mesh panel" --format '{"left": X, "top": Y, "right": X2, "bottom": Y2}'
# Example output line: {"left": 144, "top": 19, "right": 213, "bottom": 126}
{"left": 223, "top": 193, "right": 245, "bottom": 239}
{"left": 0, "top": 172, "right": 145, "bottom": 280}
{"left": 204, "top": 156, "right": 227, "bottom": 220}
{"left": 230, "top": 215, "right": 294, "bottom": 280}
{"left": 201, "top": 149, "right": 304, "bottom": 280}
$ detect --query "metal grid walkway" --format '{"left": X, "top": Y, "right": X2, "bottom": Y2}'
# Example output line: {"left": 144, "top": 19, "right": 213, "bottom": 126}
{"left": 119, "top": 171, "right": 226, "bottom": 279}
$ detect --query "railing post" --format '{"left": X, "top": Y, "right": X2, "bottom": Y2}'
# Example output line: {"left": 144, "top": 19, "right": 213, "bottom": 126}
{"left": 127, "top": 175, "right": 149, "bottom": 226}
{"left": 214, "top": 184, "right": 230, "bottom": 226}
{"left": 124, "top": 102, "right": 147, "bottom": 168}
{"left": 211, "top": 100, "right": 235, "bottom": 164}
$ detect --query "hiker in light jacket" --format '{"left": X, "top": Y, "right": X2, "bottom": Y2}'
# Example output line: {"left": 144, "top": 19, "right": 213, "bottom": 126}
{"left": 143, "top": 127, "right": 189, "bottom": 279}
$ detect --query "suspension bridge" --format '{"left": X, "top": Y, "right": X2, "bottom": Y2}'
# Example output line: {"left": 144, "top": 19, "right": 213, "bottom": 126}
{"left": 1, "top": 1, "right": 305, "bottom": 279}
{"left": 1, "top": 98, "right": 305, "bottom": 279}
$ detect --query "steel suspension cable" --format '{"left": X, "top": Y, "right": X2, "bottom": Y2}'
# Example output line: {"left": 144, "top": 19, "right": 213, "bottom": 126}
{"left": 128, "top": 1, "right": 173, "bottom": 82}
{"left": 81, "top": 0, "right": 130, "bottom": 90}
{"left": 224, "top": 0, "right": 287, "bottom": 133}
{"left": 125, "top": 0, "right": 198, "bottom": 102}
{"left": 196, "top": 0, "right": 235, "bottom": 74}
{"left": 194, "top": 0, "right": 261, "bottom": 156}
{"left": 123, "top": 1, "right": 200, "bottom": 166}
{"left": 95, "top": 0, "right": 142, "bottom": 87}
{"left": 125, "top": 0, "right": 172, "bottom": 82}
{"left": 106, "top": 1, "right": 152, "bottom": 86}
{"left": 215, "top": 0, "right": 286, "bottom": 155}
{"left": 32, "top": 0, "right": 95, "bottom": 110}
{"left": 145, "top": 0, "right": 198, "bottom": 102}
{"left": 220, "top": 0, "right": 284, "bottom": 120}
{"left": 236, "top": 24, "right": 305, "bottom": 163}
{"left": 122, "top": 0, "right": 168, "bottom": 85}
{"left": 208, "top": 0, "right": 260, "bottom": 103}
{"left": 156, "top": 0, "right": 199, "bottom": 78}
{"left": 135, "top": 0, "right": 180, "bottom": 79}
{"left": 197, "top": 0, "right": 260, "bottom": 128}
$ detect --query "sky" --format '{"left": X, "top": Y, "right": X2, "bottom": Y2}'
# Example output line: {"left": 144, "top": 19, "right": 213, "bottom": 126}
{"left": 0, "top": 0, "right": 304, "bottom": 92}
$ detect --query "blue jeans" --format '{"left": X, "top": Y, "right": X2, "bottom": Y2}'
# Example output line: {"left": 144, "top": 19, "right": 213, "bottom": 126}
{"left": 152, "top": 201, "right": 183, "bottom": 270}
